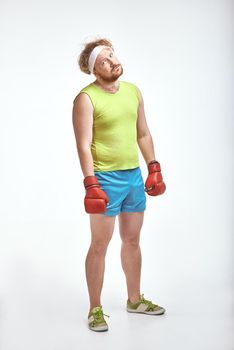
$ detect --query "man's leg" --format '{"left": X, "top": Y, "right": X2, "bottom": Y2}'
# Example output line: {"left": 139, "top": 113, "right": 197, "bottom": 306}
{"left": 86, "top": 213, "right": 116, "bottom": 312}
{"left": 118, "top": 211, "right": 144, "bottom": 303}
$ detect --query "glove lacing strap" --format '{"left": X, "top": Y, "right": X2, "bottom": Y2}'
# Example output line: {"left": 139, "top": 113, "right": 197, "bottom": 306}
{"left": 84, "top": 184, "right": 100, "bottom": 190}
{"left": 148, "top": 160, "right": 161, "bottom": 173}
{"left": 148, "top": 160, "right": 159, "bottom": 165}
{"left": 83, "top": 175, "right": 100, "bottom": 190}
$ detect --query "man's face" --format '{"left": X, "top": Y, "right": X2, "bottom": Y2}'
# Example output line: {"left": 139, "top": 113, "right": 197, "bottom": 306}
{"left": 93, "top": 47, "right": 123, "bottom": 82}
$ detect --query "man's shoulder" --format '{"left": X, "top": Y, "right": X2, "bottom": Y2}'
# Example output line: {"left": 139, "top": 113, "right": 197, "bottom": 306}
{"left": 73, "top": 83, "right": 94, "bottom": 104}
{"left": 120, "top": 80, "right": 138, "bottom": 88}
{"left": 120, "top": 81, "right": 140, "bottom": 101}
{"left": 120, "top": 80, "right": 140, "bottom": 95}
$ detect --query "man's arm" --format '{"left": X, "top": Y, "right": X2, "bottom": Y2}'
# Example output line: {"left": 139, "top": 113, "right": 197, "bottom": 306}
{"left": 136, "top": 87, "right": 156, "bottom": 165}
{"left": 72, "top": 93, "right": 95, "bottom": 177}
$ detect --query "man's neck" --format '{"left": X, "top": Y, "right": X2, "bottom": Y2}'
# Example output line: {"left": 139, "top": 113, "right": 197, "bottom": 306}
{"left": 93, "top": 79, "right": 120, "bottom": 93}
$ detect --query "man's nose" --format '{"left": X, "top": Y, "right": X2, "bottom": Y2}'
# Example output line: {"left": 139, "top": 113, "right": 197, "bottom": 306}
{"left": 109, "top": 58, "right": 118, "bottom": 67}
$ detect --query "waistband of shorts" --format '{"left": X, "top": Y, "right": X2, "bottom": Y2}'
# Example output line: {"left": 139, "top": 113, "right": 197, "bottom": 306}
{"left": 94, "top": 166, "right": 140, "bottom": 174}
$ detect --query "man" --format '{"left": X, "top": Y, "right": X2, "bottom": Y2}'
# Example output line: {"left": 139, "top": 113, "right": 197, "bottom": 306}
{"left": 72, "top": 38, "right": 166, "bottom": 332}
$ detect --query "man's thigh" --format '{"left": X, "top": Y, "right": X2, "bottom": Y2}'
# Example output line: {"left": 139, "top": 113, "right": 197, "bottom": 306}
{"left": 89, "top": 214, "right": 116, "bottom": 243}
{"left": 118, "top": 212, "right": 144, "bottom": 244}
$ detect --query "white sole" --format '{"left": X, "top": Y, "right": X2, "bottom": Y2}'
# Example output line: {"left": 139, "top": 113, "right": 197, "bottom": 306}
{"left": 126, "top": 307, "right": 166, "bottom": 315}
{"left": 88, "top": 325, "right": 109, "bottom": 332}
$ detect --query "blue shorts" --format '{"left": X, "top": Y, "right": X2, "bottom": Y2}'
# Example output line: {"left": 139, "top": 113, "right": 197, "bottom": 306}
{"left": 94, "top": 166, "right": 147, "bottom": 216}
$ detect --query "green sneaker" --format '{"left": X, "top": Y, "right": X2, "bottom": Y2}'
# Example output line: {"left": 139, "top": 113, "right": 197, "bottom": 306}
{"left": 88, "top": 306, "right": 110, "bottom": 332}
{"left": 126, "top": 293, "right": 166, "bottom": 315}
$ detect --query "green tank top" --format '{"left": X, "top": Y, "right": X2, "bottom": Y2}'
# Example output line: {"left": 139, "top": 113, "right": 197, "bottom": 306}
{"left": 79, "top": 80, "right": 140, "bottom": 171}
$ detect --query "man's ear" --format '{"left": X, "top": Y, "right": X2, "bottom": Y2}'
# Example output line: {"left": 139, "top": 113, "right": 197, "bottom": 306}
{"left": 93, "top": 68, "right": 98, "bottom": 78}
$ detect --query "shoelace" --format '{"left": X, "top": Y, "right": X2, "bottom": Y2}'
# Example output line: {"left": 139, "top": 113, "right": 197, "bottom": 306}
{"left": 139, "top": 293, "right": 158, "bottom": 311}
{"left": 92, "top": 307, "right": 110, "bottom": 321}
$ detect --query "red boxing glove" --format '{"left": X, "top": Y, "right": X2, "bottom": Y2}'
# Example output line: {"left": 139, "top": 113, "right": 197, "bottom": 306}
{"left": 83, "top": 175, "right": 109, "bottom": 214}
{"left": 144, "top": 160, "right": 166, "bottom": 196}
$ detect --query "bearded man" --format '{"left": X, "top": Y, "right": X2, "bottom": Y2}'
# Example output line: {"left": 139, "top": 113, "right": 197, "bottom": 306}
{"left": 72, "top": 38, "right": 166, "bottom": 332}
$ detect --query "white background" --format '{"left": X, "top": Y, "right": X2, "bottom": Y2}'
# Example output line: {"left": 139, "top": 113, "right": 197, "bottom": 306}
{"left": 0, "top": 0, "right": 233, "bottom": 349}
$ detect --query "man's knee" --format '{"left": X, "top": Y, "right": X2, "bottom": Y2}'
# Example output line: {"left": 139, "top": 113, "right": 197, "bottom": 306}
{"left": 121, "top": 236, "right": 140, "bottom": 248}
{"left": 91, "top": 239, "right": 111, "bottom": 255}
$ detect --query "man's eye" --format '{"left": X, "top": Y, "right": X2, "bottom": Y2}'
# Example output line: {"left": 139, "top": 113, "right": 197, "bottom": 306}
{"left": 109, "top": 53, "right": 113, "bottom": 57}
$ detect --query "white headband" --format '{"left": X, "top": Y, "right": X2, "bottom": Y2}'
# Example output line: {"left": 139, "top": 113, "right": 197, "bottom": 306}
{"left": 88, "top": 45, "right": 110, "bottom": 74}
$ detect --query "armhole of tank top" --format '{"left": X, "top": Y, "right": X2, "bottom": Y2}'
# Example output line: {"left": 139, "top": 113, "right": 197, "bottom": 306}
{"left": 135, "top": 85, "right": 141, "bottom": 104}
{"left": 133, "top": 84, "right": 141, "bottom": 105}
{"left": 77, "top": 91, "right": 95, "bottom": 110}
